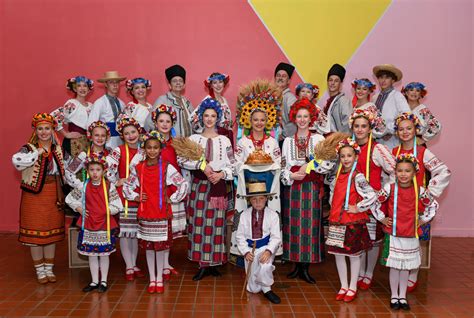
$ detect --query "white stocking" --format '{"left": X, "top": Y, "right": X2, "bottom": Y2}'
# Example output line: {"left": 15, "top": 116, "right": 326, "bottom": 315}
{"left": 389, "top": 268, "right": 400, "bottom": 299}
{"left": 408, "top": 268, "right": 419, "bottom": 286}
{"left": 89, "top": 256, "right": 99, "bottom": 284}
{"left": 99, "top": 256, "right": 110, "bottom": 283}
{"left": 349, "top": 256, "right": 361, "bottom": 293}
{"left": 359, "top": 251, "right": 367, "bottom": 277}
{"left": 120, "top": 238, "right": 134, "bottom": 270}
{"left": 399, "top": 270, "right": 409, "bottom": 300}
{"left": 156, "top": 250, "right": 165, "bottom": 283}
{"left": 30, "top": 246, "right": 44, "bottom": 262}
{"left": 365, "top": 245, "right": 380, "bottom": 280}
{"left": 131, "top": 238, "right": 139, "bottom": 268}
{"left": 163, "top": 249, "right": 171, "bottom": 272}
{"left": 335, "top": 255, "right": 348, "bottom": 290}
{"left": 146, "top": 250, "right": 156, "bottom": 282}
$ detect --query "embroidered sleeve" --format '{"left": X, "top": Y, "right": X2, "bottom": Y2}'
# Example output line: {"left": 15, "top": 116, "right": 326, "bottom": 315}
{"left": 419, "top": 187, "right": 438, "bottom": 223}
{"left": 371, "top": 183, "right": 391, "bottom": 221}
{"left": 50, "top": 105, "right": 66, "bottom": 131}
{"left": 280, "top": 138, "right": 293, "bottom": 186}
{"left": 419, "top": 107, "right": 442, "bottom": 142}
{"left": 355, "top": 173, "right": 377, "bottom": 212}
{"left": 234, "top": 139, "right": 246, "bottom": 171}
{"left": 65, "top": 187, "right": 83, "bottom": 212}
{"left": 105, "top": 146, "right": 121, "bottom": 184}
{"left": 65, "top": 152, "right": 87, "bottom": 189}
{"left": 314, "top": 105, "right": 330, "bottom": 135}
{"left": 123, "top": 164, "right": 140, "bottom": 201}
{"left": 222, "top": 139, "right": 236, "bottom": 180}
{"left": 108, "top": 183, "right": 124, "bottom": 215}
{"left": 267, "top": 210, "right": 282, "bottom": 255}
{"left": 167, "top": 165, "right": 188, "bottom": 203}
{"left": 423, "top": 149, "right": 451, "bottom": 198}
{"left": 372, "top": 144, "right": 396, "bottom": 174}
{"left": 122, "top": 103, "right": 136, "bottom": 119}
{"left": 12, "top": 145, "right": 39, "bottom": 171}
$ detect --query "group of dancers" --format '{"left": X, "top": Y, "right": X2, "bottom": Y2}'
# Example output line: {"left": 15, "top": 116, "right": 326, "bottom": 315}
{"left": 12, "top": 61, "right": 451, "bottom": 309}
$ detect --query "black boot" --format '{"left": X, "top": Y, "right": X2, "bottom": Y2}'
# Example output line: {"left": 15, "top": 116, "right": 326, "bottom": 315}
{"left": 209, "top": 266, "right": 222, "bottom": 277}
{"left": 263, "top": 290, "right": 281, "bottom": 304}
{"left": 192, "top": 268, "right": 209, "bottom": 281}
{"left": 299, "top": 263, "right": 316, "bottom": 284}
{"left": 286, "top": 263, "right": 301, "bottom": 279}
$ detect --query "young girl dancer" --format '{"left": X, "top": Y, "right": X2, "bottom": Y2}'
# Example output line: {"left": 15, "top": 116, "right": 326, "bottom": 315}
{"left": 327, "top": 138, "right": 376, "bottom": 302}
{"left": 66, "top": 154, "right": 122, "bottom": 292}
{"left": 124, "top": 131, "right": 188, "bottom": 293}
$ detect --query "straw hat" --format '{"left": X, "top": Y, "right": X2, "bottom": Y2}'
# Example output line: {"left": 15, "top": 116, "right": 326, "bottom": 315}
{"left": 372, "top": 64, "right": 403, "bottom": 82}
{"left": 242, "top": 182, "right": 275, "bottom": 198}
{"left": 97, "top": 71, "right": 126, "bottom": 83}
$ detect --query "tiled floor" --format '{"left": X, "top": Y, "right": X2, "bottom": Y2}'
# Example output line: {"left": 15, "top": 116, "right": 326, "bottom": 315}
{"left": 0, "top": 232, "right": 473, "bottom": 318}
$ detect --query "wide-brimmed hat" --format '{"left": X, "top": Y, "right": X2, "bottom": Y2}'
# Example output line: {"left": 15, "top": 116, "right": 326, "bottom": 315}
{"left": 372, "top": 64, "right": 403, "bottom": 82}
{"left": 97, "top": 71, "right": 126, "bottom": 83}
{"left": 242, "top": 182, "right": 275, "bottom": 198}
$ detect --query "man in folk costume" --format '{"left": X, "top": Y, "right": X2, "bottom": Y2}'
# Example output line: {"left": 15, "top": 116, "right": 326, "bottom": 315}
{"left": 274, "top": 62, "right": 297, "bottom": 146}
{"left": 372, "top": 64, "right": 410, "bottom": 149}
{"left": 236, "top": 181, "right": 282, "bottom": 304}
{"left": 88, "top": 71, "right": 127, "bottom": 149}
{"left": 323, "top": 63, "right": 353, "bottom": 134}
{"left": 152, "top": 64, "right": 194, "bottom": 137}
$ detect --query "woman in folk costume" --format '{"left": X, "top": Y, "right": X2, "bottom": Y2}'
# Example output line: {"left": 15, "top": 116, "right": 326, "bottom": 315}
{"left": 122, "top": 77, "right": 154, "bottom": 131}
{"left": 295, "top": 83, "right": 329, "bottom": 135}
{"left": 348, "top": 109, "right": 396, "bottom": 290}
{"left": 65, "top": 154, "right": 122, "bottom": 293}
{"left": 106, "top": 117, "right": 145, "bottom": 281}
{"left": 191, "top": 72, "right": 234, "bottom": 143}
{"left": 176, "top": 98, "right": 235, "bottom": 281}
{"left": 124, "top": 131, "right": 188, "bottom": 294}
{"left": 281, "top": 98, "right": 335, "bottom": 284}
{"left": 12, "top": 113, "right": 68, "bottom": 284}
{"left": 401, "top": 82, "right": 442, "bottom": 143}
{"left": 392, "top": 113, "right": 450, "bottom": 292}
{"left": 373, "top": 154, "right": 438, "bottom": 310}
{"left": 232, "top": 79, "right": 282, "bottom": 262}
{"left": 65, "top": 121, "right": 111, "bottom": 190}
{"left": 50, "top": 76, "right": 94, "bottom": 157}
{"left": 351, "top": 78, "right": 387, "bottom": 139}
{"left": 327, "top": 138, "right": 377, "bottom": 302}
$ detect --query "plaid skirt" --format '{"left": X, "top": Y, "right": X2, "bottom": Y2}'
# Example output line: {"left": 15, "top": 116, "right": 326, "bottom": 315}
{"left": 187, "top": 178, "right": 227, "bottom": 266}
{"left": 282, "top": 182, "right": 325, "bottom": 263}
{"left": 327, "top": 223, "right": 372, "bottom": 256}
{"left": 118, "top": 206, "right": 138, "bottom": 238}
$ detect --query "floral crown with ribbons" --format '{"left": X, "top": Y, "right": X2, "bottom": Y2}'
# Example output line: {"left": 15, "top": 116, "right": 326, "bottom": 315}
{"left": 204, "top": 73, "right": 230, "bottom": 87}
{"left": 289, "top": 97, "right": 319, "bottom": 125}
{"left": 236, "top": 79, "right": 281, "bottom": 130}
{"left": 295, "top": 83, "right": 320, "bottom": 99}
{"left": 141, "top": 130, "right": 165, "bottom": 145}
{"left": 349, "top": 108, "right": 377, "bottom": 128}
{"left": 87, "top": 120, "right": 111, "bottom": 140}
{"left": 66, "top": 76, "right": 94, "bottom": 91}
{"left": 336, "top": 137, "right": 361, "bottom": 155}
{"left": 401, "top": 82, "right": 428, "bottom": 98}
{"left": 396, "top": 153, "right": 420, "bottom": 172}
{"left": 116, "top": 115, "right": 144, "bottom": 138}
{"left": 152, "top": 104, "right": 177, "bottom": 123}
{"left": 84, "top": 153, "right": 108, "bottom": 170}
{"left": 31, "top": 113, "right": 57, "bottom": 129}
{"left": 394, "top": 112, "right": 422, "bottom": 133}
{"left": 125, "top": 77, "right": 152, "bottom": 91}
{"left": 351, "top": 78, "right": 376, "bottom": 91}
{"left": 196, "top": 98, "right": 223, "bottom": 124}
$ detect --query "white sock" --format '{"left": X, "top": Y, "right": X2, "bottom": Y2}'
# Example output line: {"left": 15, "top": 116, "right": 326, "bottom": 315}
{"left": 349, "top": 256, "right": 361, "bottom": 294}
{"left": 89, "top": 256, "right": 99, "bottom": 284}
{"left": 399, "top": 270, "right": 409, "bottom": 300}
{"left": 365, "top": 245, "right": 380, "bottom": 281}
{"left": 389, "top": 268, "right": 400, "bottom": 300}
{"left": 131, "top": 238, "right": 139, "bottom": 268}
{"left": 163, "top": 249, "right": 171, "bottom": 274}
{"left": 99, "top": 256, "right": 110, "bottom": 283}
{"left": 408, "top": 268, "right": 419, "bottom": 286}
{"left": 335, "top": 255, "right": 348, "bottom": 291}
{"left": 156, "top": 250, "right": 165, "bottom": 283}
{"left": 120, "top": 238, "right": 134, "bottom": 270}
{"left": 359, "top": 251, "right": 367, "bottom": 278}
{"left": 146, "top": 250, "right": 156, "bottom": 282}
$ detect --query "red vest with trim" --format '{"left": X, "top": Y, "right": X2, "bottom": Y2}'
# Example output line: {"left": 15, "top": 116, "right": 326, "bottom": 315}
{"left": 357, "top": 140, "right": 383, "bottom": 191}
{"left": 392, "top": 145, "right": 426, "bottom": 187}
{"left": 78, "top": 180, "right": 118, "bottom": 231}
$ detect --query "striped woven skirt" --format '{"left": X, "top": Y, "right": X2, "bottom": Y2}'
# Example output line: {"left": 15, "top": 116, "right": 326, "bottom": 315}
{"left": 380, "top": 234, "right": 421, "bottom": 270}
{"left": 282, "top": 181, "right": 325, "bottom": 263}
{"left": 187, "top": 178, "right": 227, "bottom": 266}
{"left": 171, "top": 202, "right": 186, "bottom": 239}
{"left": 327, "top": 223, "right": 372, "bottom": 256}
{"left": 118, "top": 206, "right": 138, "bottom": 238}
{"left": 138, "top": 219, "right": 172, "bottom": 251}
{"left": 19, "top": 177, "right": 65, "bottom": 245}
{"left": 77, "top": 228, "right": 117, "bottom": 256}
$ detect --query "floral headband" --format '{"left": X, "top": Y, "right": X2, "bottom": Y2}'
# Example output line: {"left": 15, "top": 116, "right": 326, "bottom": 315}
{"left": 289, "top": 97, "right": 319, "bottom": 125}
{"left": 84, "top": 153, "right": 108, "bottom": 170}
{"left": 205, "top": 73, "right": 230, "bottom": 87}
{"left": 87, "top": 121, "right": 111, "bottom": 140}
{"left": 402, "top": 82, "right": 428, "bottom": 98}
{"left": 349, "top": 109, "right": 377, "bottom": 128}
{"left": 351, "top": 78, "right": 376, "bottom": 91}
{"left": 394, "top": 112, "right": 421, "bottom": 133}
{"left": 141, "top": 130, "right": 165, "bottom": 146}
{"left": 336, "top": 137, "right": 361, "bottom": 155}
{"left": 151, "top": 104, "right": 177, "bottom": 124}
{"left": 396, "top": 153, "right": 420, "bottom": 172}
{"left": 295, "top": 83, "right": 320, "bottom": 99}
{"left": 116, "top": 116, "right": 144, "bottom": 138}
{"left": 196, "top": 98, "right": 223, "bottom": 124}
{"left": 66, "top": 76, "right": 94, "bottom": 91}
{"left": 125, "top": 77, "right": 152, "bottom": 91}
{"left": 31, "top": 113, "right": 56, "bottom": 129}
